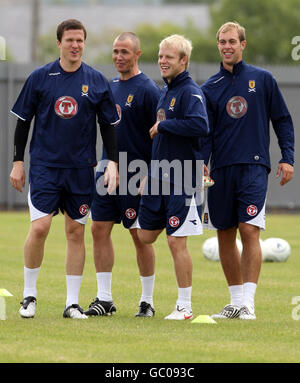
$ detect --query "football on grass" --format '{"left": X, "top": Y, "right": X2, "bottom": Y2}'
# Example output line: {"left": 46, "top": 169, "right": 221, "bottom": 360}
{"left": 202, "top": 236, "right": 242, "bottom": 261}
{"left": 263, "top": 238, "right": 291, "bottom": 262}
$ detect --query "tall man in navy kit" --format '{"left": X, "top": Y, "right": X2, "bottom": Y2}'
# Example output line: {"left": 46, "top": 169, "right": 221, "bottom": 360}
{"left": 9, "top": 19, "right": 120, "bottom": 319}
{"left": 137, "top": 35, "right": 209, "bottom": 320}
{"left": 84, "top": 32, "right": 160, "bottom": 317}
{"left": 201, "top": 21, "right": 294, "bottom": 320}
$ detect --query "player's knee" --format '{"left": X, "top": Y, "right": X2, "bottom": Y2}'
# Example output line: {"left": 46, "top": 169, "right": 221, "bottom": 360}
{"left": 64, "top": 218, "right": 84, "bottom": 242}
{"left": 167, "top": 236, "right": 187, "bottom": 256}
{"left": 30, "top": 221, "right": 50, "bottom": 239}
{"left": 91, "top": 221, "right": 111, "bottom": 241}
{"left": 239, "top": 223, "right": 260, "bottom": 243}
{"left": 67, "top": 227, "right": 84, "bottom": 243}
{"left": 167, "top": 236, "right": 177, "bottom": 253}
{"left": 137, "top": 229, "right": 156, "bottom": 245}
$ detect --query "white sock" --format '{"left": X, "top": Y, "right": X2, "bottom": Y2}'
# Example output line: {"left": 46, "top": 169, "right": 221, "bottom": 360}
{"left": 229, "top": 284, "right": 243, "bottom": 306}
{"left": 23, "top": 266, "right": 40, "bottom": 298}
{"left": 65, "top": 275, "right": 82, "bottom": 307}
{"left": 139, "top": 275, "right": 155, "bottom": 306}
{"left": 242, "top": 282, "right": 257, "bottom": 310}
{"left": 176, "top": 286, "right": 192, "bottom": 311}
{"left": 96, "top": 272, "right": 112, "bottom": 301}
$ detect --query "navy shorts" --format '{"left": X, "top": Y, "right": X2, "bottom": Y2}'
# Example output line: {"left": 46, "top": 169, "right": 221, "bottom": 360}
{"left": 29, "top": 165, "right": 94, "bottom": 221}
{"left": 138, "top": 177, "right": 203, "bottom": 236}
{"left": 203, "top": 164, "right": 268, "bottom": 230}
{"left": 91, "top": 171, "right": 140, "bottom": 229}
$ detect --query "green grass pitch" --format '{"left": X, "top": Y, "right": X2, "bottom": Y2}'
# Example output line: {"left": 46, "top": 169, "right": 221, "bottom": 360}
{"left": 1, "top": 211, "right": 300, "bottom": 363}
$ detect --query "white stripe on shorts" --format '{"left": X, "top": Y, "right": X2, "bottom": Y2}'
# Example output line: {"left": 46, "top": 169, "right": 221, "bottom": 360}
{"left": 28, "top": 186, "right": 89, "bottom": 225}
{"left": 28, "top": 187, "right": 49, "bottom": 222}
{"left": 171, "top": 195, "right": 203, "bottom": 237}
{"left": 129, "top": 217, "right": 139, "bottom": 229}
{"left": 245, "top": 200, "right": 266, "bottom": 230}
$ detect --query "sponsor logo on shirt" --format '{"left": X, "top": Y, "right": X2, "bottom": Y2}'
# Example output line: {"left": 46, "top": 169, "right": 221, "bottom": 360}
{"left": 226, "top": 96, "right": 248, "bottom": 119}
{"left": 116, "top": 104, "right": 122, "bottom": 120}
{"left": 54, "top": 96, "right": 78, "bottom": 119}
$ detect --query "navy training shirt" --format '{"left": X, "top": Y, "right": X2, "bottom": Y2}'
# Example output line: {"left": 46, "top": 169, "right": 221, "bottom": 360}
{"left": 201, "top": 60, "right": 295, "bottom": 172}
{"left": 151, "top": 70, "right": 209, "bottom": 185}
{"left": 104, "top": 72, "right": 160, "bottom": 166}
{"left": 11, "top": 59, "right": 119, "bottom": 168}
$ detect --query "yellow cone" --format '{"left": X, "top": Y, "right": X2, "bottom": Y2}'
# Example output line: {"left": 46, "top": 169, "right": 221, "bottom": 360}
{"left": 191, "top": 315, "right": 217, "bottom": 324}
{"left": 0, "top": 289, "right": 13, "bottom": 297}
{"left": 0, "top": 289, "right": 13, "bottom": 320}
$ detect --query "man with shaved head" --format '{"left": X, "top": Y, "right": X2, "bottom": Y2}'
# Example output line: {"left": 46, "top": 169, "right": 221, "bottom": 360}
{"left": 85, "top": 32, "right": 160, "bottom": 318}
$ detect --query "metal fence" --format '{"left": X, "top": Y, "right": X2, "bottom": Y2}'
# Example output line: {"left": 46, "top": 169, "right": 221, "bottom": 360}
{"left": 0, "top": 62, "right": 299, "bottom": 209}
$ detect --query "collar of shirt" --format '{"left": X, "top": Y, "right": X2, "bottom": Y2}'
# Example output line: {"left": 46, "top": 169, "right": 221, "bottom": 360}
{"left": 220, "top": 60, "right": 245, "bottom": 76}
{"left": 163, "top": 70, "right": 190, "bottom": 89}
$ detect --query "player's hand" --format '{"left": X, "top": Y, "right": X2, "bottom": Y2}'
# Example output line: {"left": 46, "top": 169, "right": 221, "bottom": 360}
{"left": 149, "top": 121, "right": 159, "bottom": 139}
{"left": 104, "top": 161, "right": 119, "bottom": 194}
{"left": 276, "top": 162, "right": 294, "bottom": 186}
{"left": 138, "top": 176, "right": 147, "bottom": 196}
{"left": 203, "top": 164, "right": 210, "bottom": 176}
{"left": 10, "top": 161, "right": 25, "bottom": 192}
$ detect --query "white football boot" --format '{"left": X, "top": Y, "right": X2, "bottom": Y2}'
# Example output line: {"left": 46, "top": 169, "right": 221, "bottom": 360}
{"left": 63, "top": 304, "right": 88, "bottom": 319}
{"left": 19, "top": 296, "right": 36, "bottom": 318}
{"left": 239, "top": 305, "right": 256, "bottom": 320}
{"left": 164, "top": 305, "right": 193, "bottom": 320}
{"left": 211, "top": 304, "right": 241, "bottom": 319}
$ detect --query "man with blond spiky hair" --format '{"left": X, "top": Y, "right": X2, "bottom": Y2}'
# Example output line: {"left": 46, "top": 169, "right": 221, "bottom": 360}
{"left": 137, "top": 34, "right": 209, "bottom": 320}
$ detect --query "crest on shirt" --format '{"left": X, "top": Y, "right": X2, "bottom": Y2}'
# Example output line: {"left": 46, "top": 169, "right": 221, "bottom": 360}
{"left": 125, "top": 94, "right": 134, "bottom": 107}
{"left": 81, "top": 85, "right": 88, "bottom": 96}
{"left": 54, "top": 96, "right": 78, "bottom": 119}
{"left": 156, "top": 108, "right": 166, "bottom": 122}
{"left": 169, "top": 97, "right": 176, "bottom": 111}
{"left": 248, "top": 80, "right": 256, "bottom": 93}
{"left": 226, "top": 96, "right": 248, "bottom": 119}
